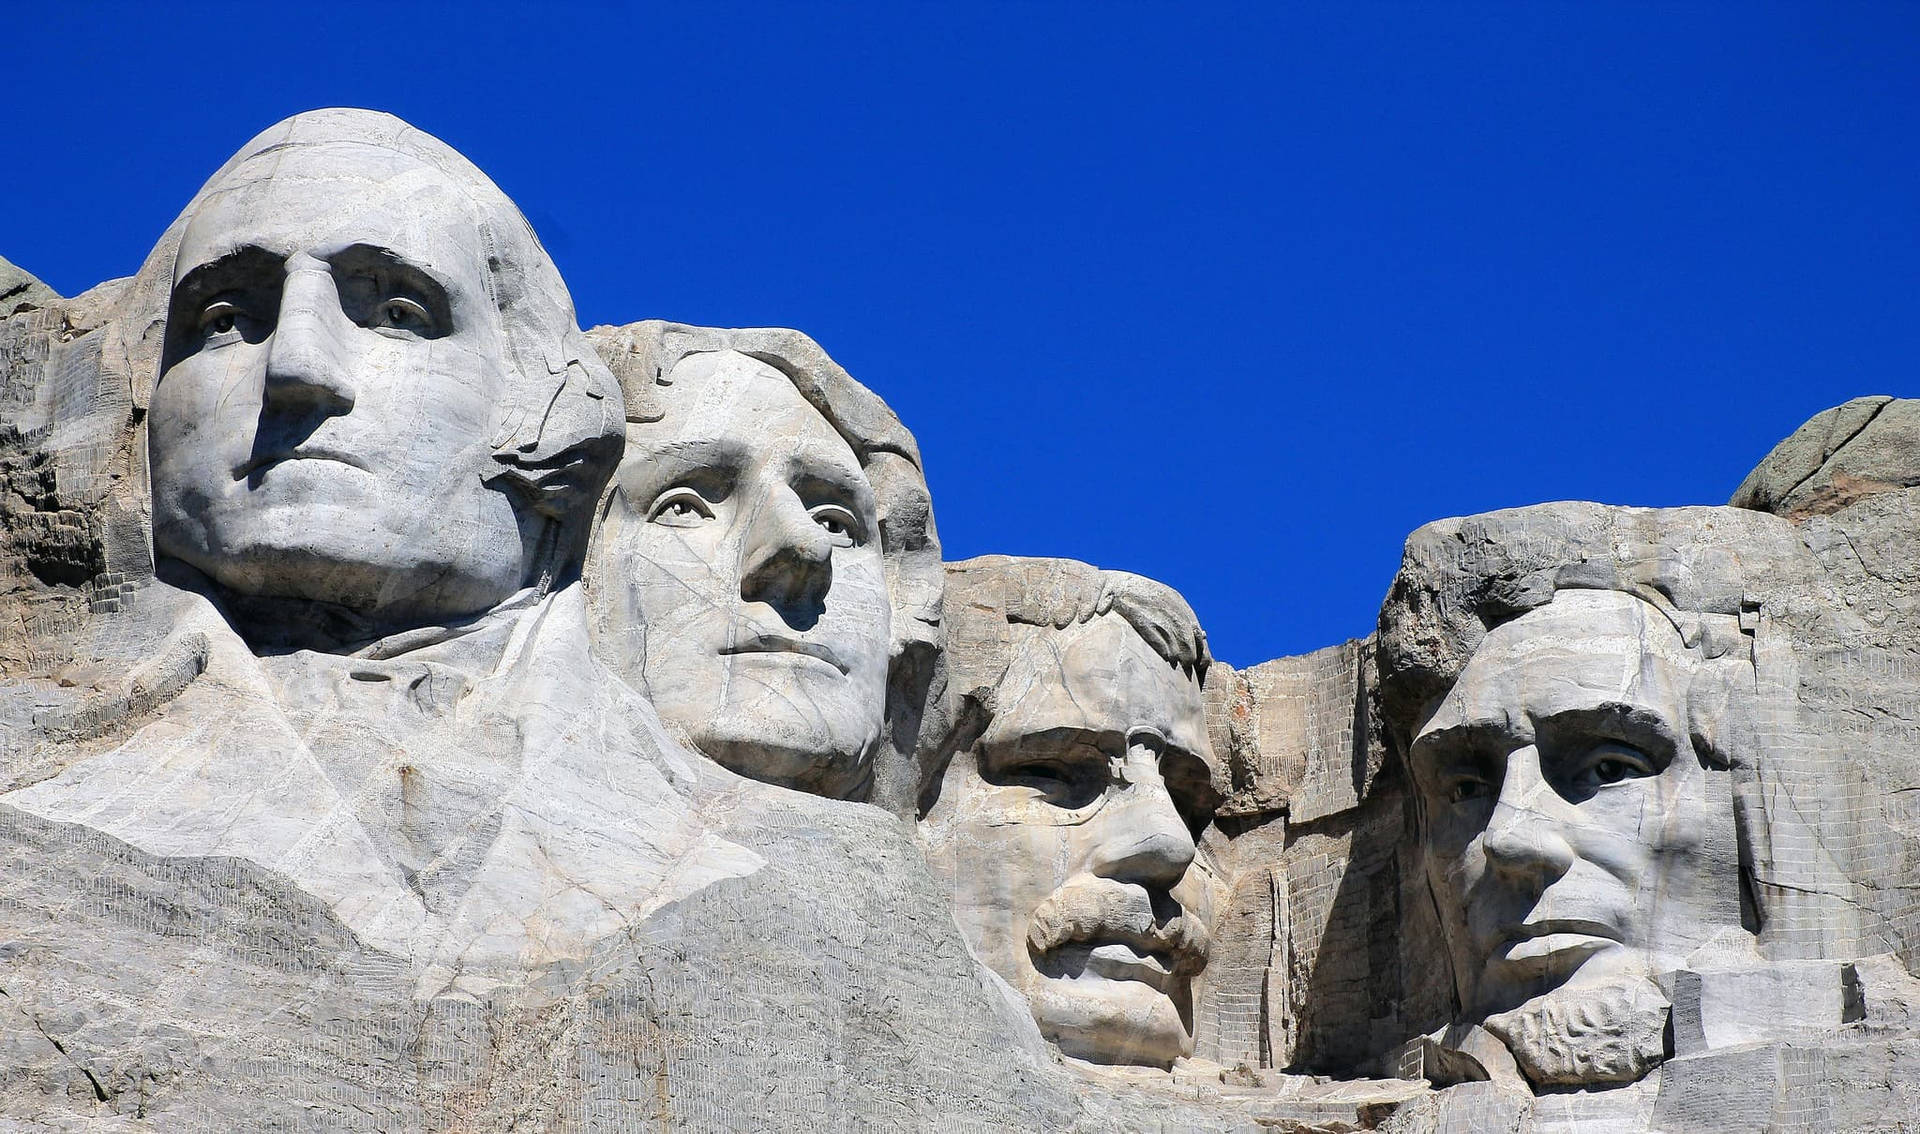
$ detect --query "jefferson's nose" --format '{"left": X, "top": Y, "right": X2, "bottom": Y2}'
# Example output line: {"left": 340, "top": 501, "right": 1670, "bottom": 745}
{"left": 1480, "top": 746, "right": 1578, "bottom": 886}
{"left": 263, "top": 261, "right": 356, "bottom": 416}
{"left": 1087, "top": 761, "right": 1197, "bottom": 891}
{"left": 738, "top": 491, "right": 834, "bottom": 627}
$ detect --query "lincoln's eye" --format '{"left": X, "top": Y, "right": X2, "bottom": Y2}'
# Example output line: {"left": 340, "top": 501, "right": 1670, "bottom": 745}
{"left": 1571, "top": 742, "right": 1659, "bottom": 793}
{"left": 197, "top": 299, "right": 243, "bottom": 338}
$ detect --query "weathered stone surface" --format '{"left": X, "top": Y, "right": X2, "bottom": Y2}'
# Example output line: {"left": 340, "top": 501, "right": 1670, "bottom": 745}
{"left": 7, "top": 106, "right": 1920, "bottom": 1131}
{"left": 0, "top": 255, "right": 60, "bottom": 315}
{"left": 1732, "top": 394, "right": 1920, "bottom": 518}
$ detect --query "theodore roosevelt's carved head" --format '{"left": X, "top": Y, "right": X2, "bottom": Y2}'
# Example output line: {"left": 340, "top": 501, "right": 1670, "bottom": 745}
{"left": 147, "top": 109, "right": 620, "bottom": 643}
{"left": 920, "top": 556, "right": 1220, "bottom": 1068}
{"left": 586, "top": 324, "right": 944, "bottom": 805}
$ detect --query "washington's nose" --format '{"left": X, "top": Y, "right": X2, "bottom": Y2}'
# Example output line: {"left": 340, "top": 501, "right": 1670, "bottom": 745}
{"left": 738, "top": 492, "right": 834, "bottom": 628}
{"left": 1481, "top": 746, "right": 1578, "bottom": 885}
{"left": 1088, "top": 769, "right": 1197, "bottom": 891}
{"left": 263, "top": 263, "right": 356, "bottom": 416}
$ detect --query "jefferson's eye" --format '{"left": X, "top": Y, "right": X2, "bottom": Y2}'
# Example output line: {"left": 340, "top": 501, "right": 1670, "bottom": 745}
{"left": 648, "top": 488, "right": 715, "bottom": 527}
{"left": 809, "top": 504, "right": 863, "bottom": 547}
{"left": 373, "top": 296, "right": 433, "bottom": 334}
{"left": 197, "top": 300, "right": 243, "bottom": 338}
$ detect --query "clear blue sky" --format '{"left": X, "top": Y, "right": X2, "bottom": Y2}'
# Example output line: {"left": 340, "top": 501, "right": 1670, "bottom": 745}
{"left": 7, "top": 4, "right": 1918, "bottom": 665}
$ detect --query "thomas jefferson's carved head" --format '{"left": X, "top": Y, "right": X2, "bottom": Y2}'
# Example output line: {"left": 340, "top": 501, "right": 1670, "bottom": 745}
{"left": 587, "top": 323, "right": 944, "bottom": 805}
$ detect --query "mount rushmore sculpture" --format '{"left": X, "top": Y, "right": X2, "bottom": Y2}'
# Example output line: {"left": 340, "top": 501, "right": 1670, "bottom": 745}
{"left": 3, "top": 108, "right": 1919, "bottom": 1131}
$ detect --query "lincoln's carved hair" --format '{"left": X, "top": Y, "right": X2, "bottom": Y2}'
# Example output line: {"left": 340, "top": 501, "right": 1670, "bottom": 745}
{"left": 588, "top": 320, "right": 946, "bottom": 815}
{"left": 129, "top": 107, "right": 624, "bottom": 584}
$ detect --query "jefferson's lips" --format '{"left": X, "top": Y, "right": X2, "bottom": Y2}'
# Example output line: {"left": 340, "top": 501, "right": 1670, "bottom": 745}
{"left": 234, "top": 447, "right": 370, "bottom": 480}
{"left": 721, "top": 635, "right": 848, "bottom": 675}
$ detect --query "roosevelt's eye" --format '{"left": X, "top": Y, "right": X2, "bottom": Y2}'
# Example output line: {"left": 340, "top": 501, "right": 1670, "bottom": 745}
{"left": 1570, "top": 742, "right": 1659, "bottom": 793}
{"left": 648, "top": 488, "right": 716, "bottom": 527}
{"left": 984, "top": 744, "right": 1109, "bottom": 811}
{"left": 809, "top": 504, "right": 863, "bottom": 547}
{"left": 197, "top": 300, "right": 244, "bottom": 339}
{"left": 371, "top": 296, "right": 434, "bottom": 335}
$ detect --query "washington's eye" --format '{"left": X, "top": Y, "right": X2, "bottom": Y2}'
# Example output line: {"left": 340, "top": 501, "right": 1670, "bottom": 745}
{"left": 1572, "top": 742, "right": 1659, "bottom": 792}
{"left": 373, "top": 296, "right": 433, "bottom": 334}
{"left": 197, "top": 300, "right": 243, "bottom": 338}
{"left": 1447, "top": 776, "right": 1490, "bottom": 805}
{"left": 647, "top": 488, "right": 715, "bottom": 527}
{"left": 808, "top": 504, "right": 863, "bottom": 546}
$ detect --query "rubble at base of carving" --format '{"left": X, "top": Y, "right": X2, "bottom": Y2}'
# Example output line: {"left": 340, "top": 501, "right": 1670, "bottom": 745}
{"left": 2, "top": 107, "right": 1918, "bottom": 1131}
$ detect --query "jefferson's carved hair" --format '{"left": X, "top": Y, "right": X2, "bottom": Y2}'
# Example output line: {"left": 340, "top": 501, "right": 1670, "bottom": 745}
{"left": 588, "top": 320, "right": 946, "bottom": 815}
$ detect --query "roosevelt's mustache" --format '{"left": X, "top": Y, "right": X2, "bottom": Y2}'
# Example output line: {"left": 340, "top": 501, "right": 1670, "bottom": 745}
{"left": 1026, "top": 878, "right": 1211, "bottom": 970}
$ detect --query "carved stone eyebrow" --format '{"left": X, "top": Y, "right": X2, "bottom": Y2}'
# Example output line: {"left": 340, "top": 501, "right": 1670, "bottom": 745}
{"left": 1532, "top": 701, "right": 1683, "bottom": 764}
{"left": 170, "top": 245, "right": 283, "bottom": 307}
{"left": 323, "top": 243, "right": 456, "bottom": 331}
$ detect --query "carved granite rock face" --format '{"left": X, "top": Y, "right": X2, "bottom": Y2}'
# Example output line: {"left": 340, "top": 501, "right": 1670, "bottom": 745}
{"left": 587, "top": 347, "right": 891, "bottom": 798}
{"left": 144, "top": 109, "right": 620, "bottom": 649}
{"left": 1408, "top": 589, "right": 1748, "bottom": 1026}
{"left": 922, "top": 556, "right": 1222, "bottom": 1067}
{"left": 11, "top": 107, "right": 1920, "bottom": 1132}
{"left": 585, "top": 320, "right": 947, "bottom": 810}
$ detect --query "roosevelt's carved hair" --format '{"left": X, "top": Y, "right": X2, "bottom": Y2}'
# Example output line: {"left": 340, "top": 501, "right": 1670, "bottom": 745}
{"left": 588, "top": 320, "right": 946, "bottom": 816}
{"left": 922, "top": 554, "right": 1211, "bottom": 816}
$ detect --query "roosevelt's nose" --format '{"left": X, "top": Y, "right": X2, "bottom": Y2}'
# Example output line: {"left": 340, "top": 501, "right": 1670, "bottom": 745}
{"left": 1087, "top": 762, "right": 1197, "bottom": 892}
{"left": 738, "top": 490, "right": 834, "bottom": 628}
{"left": 1480, "top": 746, "right": 1578, "bottom": 886}
{"left": 263, "top": 261, "right": 357, "bottom": 416}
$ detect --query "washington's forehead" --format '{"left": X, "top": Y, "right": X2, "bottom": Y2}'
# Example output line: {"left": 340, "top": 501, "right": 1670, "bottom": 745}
{"left": 176, "top": 152, "right": 482, "bottom": 272}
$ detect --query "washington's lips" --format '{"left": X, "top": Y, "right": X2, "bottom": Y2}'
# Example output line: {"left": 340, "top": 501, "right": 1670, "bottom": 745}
{"left": 721, "top": 634, "right": 848, "bottom": 675}
{"left": 234, "top": 446, "right": 370, "bottom": 480}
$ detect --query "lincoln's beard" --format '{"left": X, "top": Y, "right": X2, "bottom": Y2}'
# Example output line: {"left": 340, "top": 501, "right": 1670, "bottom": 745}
{"left": 1481, "top": 975, "right": 1671, "bottom": 1089}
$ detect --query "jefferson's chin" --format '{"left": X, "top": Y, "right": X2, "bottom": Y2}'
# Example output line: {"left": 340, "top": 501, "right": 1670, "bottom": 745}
{"left": 1024, "top": 972, "right": 1192, "bottom": 1068}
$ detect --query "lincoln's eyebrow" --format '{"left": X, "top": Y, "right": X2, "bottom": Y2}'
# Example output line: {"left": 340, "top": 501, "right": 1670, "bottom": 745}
{"left": 1534, "top": 700, "right": 1683, "bottom": 760}
{"left": 982, "top": 724, "right": 1119, "bottom": 756}
{"left": 1410, "top": 717, "right": 1516, "bottom": 758}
